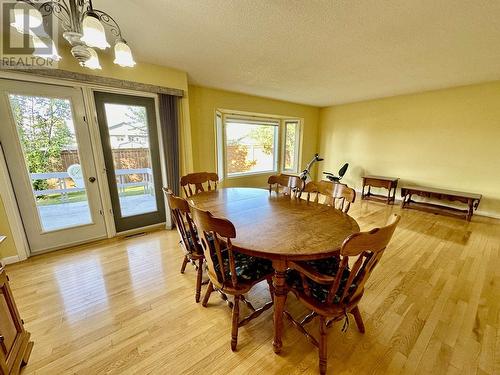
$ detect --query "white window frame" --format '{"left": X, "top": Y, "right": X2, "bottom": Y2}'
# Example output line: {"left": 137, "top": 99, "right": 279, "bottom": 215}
{"left": 215, "top": 110, "right": 225, "bottom": 180}
{"left": 282, "top": 119, "right": 302, "bottom": 173}
{"left": 215, "top": 110, "right": 302, "bottom": 179}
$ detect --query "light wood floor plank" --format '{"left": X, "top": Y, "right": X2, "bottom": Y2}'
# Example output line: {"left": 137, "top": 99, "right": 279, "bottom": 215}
{"left": 5, "top": 199, "right": 500, "bottom": 374}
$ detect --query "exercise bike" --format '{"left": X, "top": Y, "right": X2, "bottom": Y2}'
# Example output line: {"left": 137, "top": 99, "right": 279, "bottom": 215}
{"left": 323, "top": 163, "right": 349, "bottom": 183}
{"left": 299, "top": 153, "right": 324, "bottom": 184}
{"left": 299, "top": 154, "right": 349, "bottom": 184}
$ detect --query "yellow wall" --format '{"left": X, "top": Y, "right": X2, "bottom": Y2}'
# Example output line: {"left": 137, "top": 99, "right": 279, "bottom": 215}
{"left": 188, "top": 85, "right": 320, "bottom": 187}
{"left": 0, "top": 196, "right": 17, "bottom": 258}
{"left": 57, "top": 47, "right": 188, "bottom": 93}
{"left": 318, "top": 81, "right": 500, "bottom": 216}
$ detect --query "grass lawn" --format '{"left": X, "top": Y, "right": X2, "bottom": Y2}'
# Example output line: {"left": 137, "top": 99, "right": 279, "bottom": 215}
{"left": 36, "top": 186, "right": 152, "bottom": 206}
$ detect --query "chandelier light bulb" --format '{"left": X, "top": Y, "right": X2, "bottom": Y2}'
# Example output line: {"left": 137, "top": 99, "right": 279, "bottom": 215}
{"left": 80, "top": 14, "right": 110, "bottom": 50}
{"left": 11, "top": 3, "right": 43, "bottom": 34}
{"left": 114, "top": 41, "right": 136, "bottom": 67}
{"left": 83, "top": 48, "right": 102, "bottom": 70}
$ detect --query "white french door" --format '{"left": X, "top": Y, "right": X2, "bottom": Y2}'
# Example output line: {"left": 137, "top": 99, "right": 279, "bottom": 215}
{"left": 0, "top": 79, "right": 107, "bottom": 253}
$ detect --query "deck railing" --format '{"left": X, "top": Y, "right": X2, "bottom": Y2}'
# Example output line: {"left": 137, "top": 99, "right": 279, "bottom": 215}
{"left": 30, "top": 168, "right": 154, "bottom": 201}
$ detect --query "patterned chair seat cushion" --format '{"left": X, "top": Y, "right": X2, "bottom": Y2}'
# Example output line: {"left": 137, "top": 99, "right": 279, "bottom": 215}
{"left": 286, "top": 256, "right": 356, "bottom": 304}
{"left": 214, "top": 250, "right": 274, "bottom": 284}
{"left": 184, "top": 231, "right": 215, "bottom": 256}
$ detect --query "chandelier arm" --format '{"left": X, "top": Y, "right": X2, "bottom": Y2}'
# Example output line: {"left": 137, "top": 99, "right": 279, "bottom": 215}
{"left": 36, "top": 0, "right": 72, "bottom": 31}
{"left": 85, "top": 9, "right": 125, "bottom": 41}
{"left": 14, "top": 0, "right": 35, "bottom": 5}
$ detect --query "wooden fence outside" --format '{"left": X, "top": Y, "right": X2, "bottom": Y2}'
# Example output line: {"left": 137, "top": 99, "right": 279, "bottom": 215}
{"left": 60, "top": 148, "right": 151, "bottom": 170}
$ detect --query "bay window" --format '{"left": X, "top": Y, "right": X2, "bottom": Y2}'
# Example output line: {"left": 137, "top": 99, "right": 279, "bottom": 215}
{"left": 215, "top": 111, "right": 302, "bottom": 178}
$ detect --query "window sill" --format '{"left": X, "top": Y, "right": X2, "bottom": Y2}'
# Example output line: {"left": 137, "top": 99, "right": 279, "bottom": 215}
{"left": 226, "top": 170, "right": 277, "bottom": 179}
{"left": 282, "top": 169, "right": 300, "bottom": 175}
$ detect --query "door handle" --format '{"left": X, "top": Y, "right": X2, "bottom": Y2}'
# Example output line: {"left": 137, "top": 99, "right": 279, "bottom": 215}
{"left": 88, "top": 177, "right": 96, "bottom": 183}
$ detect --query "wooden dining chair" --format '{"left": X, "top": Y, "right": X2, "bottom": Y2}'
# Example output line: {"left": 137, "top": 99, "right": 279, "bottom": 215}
{"left": 163, "top": 188, "right": 205, "bottom": 302}
{"left": 332, "top": 183, "right": 356, "bottom": 213}
{"left": 301, "top": 181, "right": 355, "bottom": 213}
{"left": 284, "top": 214, "right": 401, "bottom": 375}
{"left": 189, "top": 204, "right": 275, "bottom": 351}
{"left": 268, "top": 173, "right": 303, "bottom": 197}
{"left": 301, "top": 180, "right": 336, "bottom": 205}
{"left": 180, "top": 172, "right": 219, "bottom": 197}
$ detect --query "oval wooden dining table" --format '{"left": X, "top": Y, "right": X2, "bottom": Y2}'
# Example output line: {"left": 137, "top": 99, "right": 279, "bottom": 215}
{"left": 189, "top": 187, "right": 360, "bottom": 354}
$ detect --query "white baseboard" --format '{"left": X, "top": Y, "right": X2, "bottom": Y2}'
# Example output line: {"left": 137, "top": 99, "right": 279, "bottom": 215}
{"left": 475, "top": 210, "right": 500, "bottom": 220}
{"left": 1, "top": 255, "right": 20, "bottom": 265}
{"left": 116, "top": 222, "right": 167, "bottom": 237}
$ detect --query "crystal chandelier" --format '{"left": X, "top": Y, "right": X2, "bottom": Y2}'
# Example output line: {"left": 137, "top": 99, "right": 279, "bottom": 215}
{"left": 10, "top": 0, "right": 136, "bottom": 69}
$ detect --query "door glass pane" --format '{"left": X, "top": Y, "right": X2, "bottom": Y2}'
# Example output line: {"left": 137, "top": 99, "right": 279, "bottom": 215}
{"left": 8, "top": 94, "right": 92, "bottom": 232}
{"left": 103, "top": 103, "right": 157, "bottom": 217}
{"left": 225, "top": 120, "right": 278, "bottom": 176}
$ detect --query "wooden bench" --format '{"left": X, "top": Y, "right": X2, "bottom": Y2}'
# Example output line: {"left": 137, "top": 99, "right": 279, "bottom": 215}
{"left": 401, "top": 185, "right": 482, "bottom": 221}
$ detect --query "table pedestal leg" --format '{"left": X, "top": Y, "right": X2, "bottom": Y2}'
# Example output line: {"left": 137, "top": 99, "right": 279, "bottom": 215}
{"left": 272, "top": 260, "right": 287, "bottom": 354}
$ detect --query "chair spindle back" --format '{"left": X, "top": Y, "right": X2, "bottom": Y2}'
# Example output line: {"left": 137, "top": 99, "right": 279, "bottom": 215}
{"left": 332, "top": 184, "right": 356, "bottom": 213}
{"left": 164, "top": 188, "right": 200, "bottom": 254}
{"left": 189, "top": 205, "right": 239, "bottom": 288}
{"left": 291, "top": 214, "right": 400, "bottom": 307}
{"left": 268, "top": 173, "right": 303, "bottom": 197}
{"left": 180, "top": 172, "right": 219, "bottom": 197}
{"left": 302, "top": 180, "right": 336, "bottom": 205}
{"left": 333, "top": 214, "right": 400, "bottom": 305}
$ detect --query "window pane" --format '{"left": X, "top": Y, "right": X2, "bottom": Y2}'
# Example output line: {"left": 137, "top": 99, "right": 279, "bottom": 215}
{"left": 103, "top": 103, "right": 158, "bottom": 217}
{"left": 225, "top": 121, "right": 277, "bottom": 175}
{"left": 8, "top": 94, "right": 92, "bottom": 232}
{"left": 284, "top": 121, "right": 298, "bottom": 170}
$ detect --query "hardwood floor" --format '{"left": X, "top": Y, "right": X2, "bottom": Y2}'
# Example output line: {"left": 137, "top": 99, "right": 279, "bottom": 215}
{"left": 6, "top": 199, "right": 500, "bottom": 374}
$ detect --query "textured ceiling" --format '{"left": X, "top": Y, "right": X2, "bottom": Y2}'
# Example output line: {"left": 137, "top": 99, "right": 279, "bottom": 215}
{"left": 98, "top": 0, "right": 500, "bottom": 106}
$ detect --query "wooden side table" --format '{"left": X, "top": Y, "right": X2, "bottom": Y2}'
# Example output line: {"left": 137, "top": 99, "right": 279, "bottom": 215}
{"left": 0, "top": 236, "right": 33, "bottom": 375}
{"left": 362, "top": 175, "right": 399, "bottom": 204}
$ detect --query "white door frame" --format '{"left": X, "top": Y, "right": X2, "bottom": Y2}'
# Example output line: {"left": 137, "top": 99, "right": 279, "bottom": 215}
{"left": 0, "top": 71, "right": 171, "bottom": 258}
{"left": 0, "top": 144, "right": 30, "bottom": 263}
